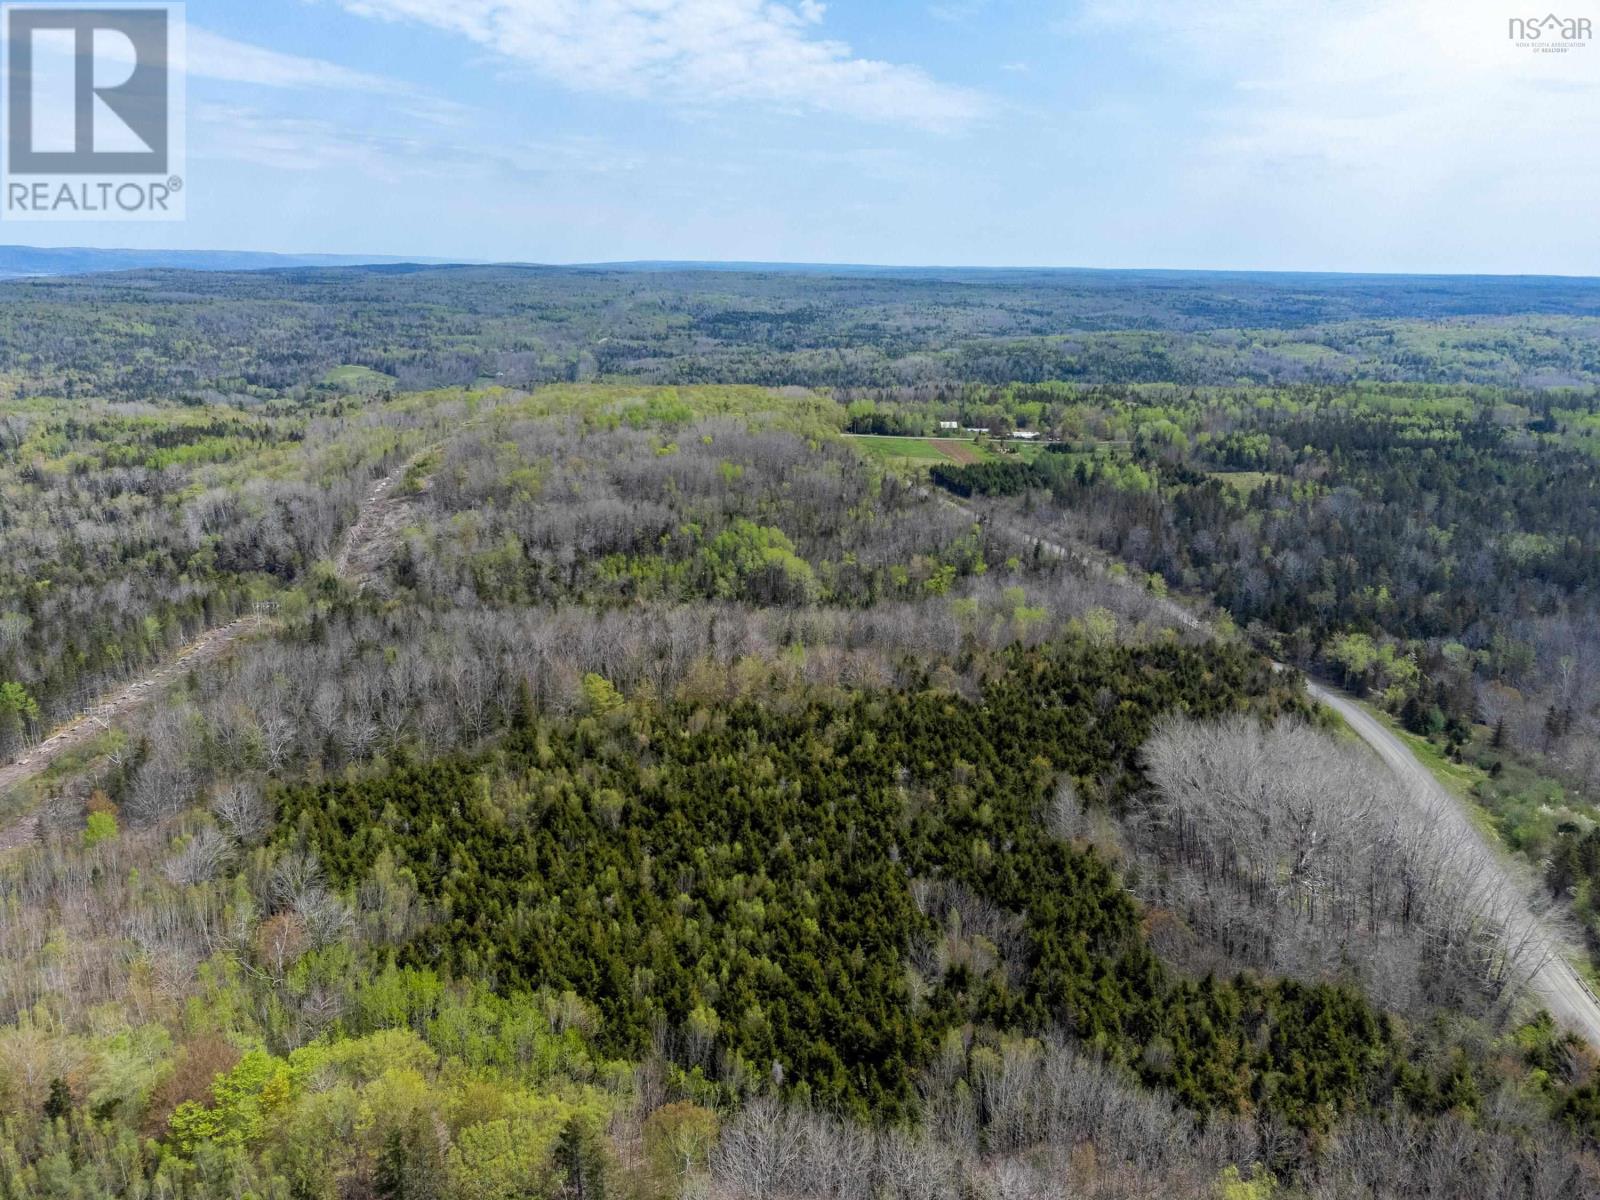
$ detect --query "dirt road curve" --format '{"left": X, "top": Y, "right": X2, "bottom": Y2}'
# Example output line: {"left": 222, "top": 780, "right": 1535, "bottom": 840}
{"left": 1308, "top": 683, "right": 1600, "bottom": 1046}
{"left": 937, "top": 490, "right": 1600, "bottom": 1045}
{"left": 0, "top": 458, "right": 416, "bottom": 837}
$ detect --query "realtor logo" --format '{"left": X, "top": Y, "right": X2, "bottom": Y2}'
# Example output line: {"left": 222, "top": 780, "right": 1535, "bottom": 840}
{"left": 2, "top": 3, "right": 185, "bottom": 220}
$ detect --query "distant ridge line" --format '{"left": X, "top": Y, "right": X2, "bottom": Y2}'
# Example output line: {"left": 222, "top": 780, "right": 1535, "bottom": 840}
{"left": 2, "top": 246, "right": 1599, "bottom": 285}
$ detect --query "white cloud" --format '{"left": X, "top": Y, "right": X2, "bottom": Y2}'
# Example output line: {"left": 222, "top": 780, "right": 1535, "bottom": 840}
{"left": 85, "top": 24, "right": 412, "bottom": 96}
{"left": 184, "top": 28, "right": 404, "bottom": 94}
{"left": 1072, "top": 0, "right": 1599, "bottom": 177}
{"left": 331, "top": 0, "right": 990, "bottom": 130}
{"left": 177, "top": 27, "right": 469, "bottom": 126}
{"left": 1065, "top": 0, "right": 1600, "bottom": 268}
{"left": 193, "top": 102, "right": 639, "bottom": 182}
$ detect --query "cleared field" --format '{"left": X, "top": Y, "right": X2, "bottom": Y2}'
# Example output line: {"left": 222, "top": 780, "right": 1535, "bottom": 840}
{"left": 851, "top": 435, "right": 950, "bottom": 462}
{"left": 1012, "top": 440, "right": 1049, "bottom": 463}
{"left": 929, "top": 438, "right": 988, "bottom": 464}
{"left": 848, "top": 434, "right": 1001, "bottom": 472}
{"left": 1208, "top": 470, "right": 1281, "bottom": 493}
{"left": 322, "top": 363, "right": 397, "bottom": 391}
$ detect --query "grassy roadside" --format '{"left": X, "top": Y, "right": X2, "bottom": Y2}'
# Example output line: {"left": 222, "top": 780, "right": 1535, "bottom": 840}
{"left": 1351, "top": 697, "right": 1600, "bottom": 988}
{"left": 1368, "top": 705, "right": 1487, "bottom": 798}
{"left": 1312, "top": 692, "right": 1510, "bottom": 845}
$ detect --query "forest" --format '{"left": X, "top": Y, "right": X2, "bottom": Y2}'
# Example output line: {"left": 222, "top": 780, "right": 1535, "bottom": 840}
{"left": 2, "top": 266, "right": 1600, "bottom": 403}
{"left": 919, "top": 384, "right": 1600, "bottom": 930}
{"left": 0, "top": 266, "right": 1599, "bottom": 1198}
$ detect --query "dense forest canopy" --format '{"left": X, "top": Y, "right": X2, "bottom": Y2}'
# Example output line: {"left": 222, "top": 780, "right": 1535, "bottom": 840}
{"left": 1, "top": 262, "right": 1600, "bottom": 1198}
{"left": 921, "top": 384, "right": 1600, "bottom": 818}
{"left": 1, "top": 266, "right": 1599, "bottom": 400}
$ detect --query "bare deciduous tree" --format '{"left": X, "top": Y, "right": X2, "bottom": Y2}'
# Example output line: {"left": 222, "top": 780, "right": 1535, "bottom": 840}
{"left": 1137, "top": 715, "right": 1547, "bottom": 1015}
{"left": 161, "top": 826, "right": 234, "bottom": 887}
{"left": 211, "top": 780, "right": 272, "bottom": 845}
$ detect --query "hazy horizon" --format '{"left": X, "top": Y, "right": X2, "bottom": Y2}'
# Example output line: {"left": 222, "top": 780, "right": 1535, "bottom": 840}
{"left": 4, "top": 0, "right": 1594, "bottom": 275}
{"left": 10, "top": 244, "right": 1600, "bottom": 282}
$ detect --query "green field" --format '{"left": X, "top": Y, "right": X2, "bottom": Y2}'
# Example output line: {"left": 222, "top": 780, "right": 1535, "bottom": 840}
{"left": 847, "top": 433, "right": 1003, "bottom": 472}
{"left": 1208, "top": 470, "right": 1281, "bottom": 494}
{"left": 321, "top": 363, "right": 397, "bottom": 391}
{"left": 1012, "top": 440, "right": 1048, "bottom": 463}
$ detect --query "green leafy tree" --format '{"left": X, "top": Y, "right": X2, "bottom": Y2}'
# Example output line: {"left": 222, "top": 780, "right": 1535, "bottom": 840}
{"left": 83, "top": 810, "right": 118, "bottom": 848}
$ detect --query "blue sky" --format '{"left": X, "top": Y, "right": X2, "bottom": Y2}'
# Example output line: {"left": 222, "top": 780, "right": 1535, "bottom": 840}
{"left": 11, "top": 0, "right": 1600, "bottom": 272}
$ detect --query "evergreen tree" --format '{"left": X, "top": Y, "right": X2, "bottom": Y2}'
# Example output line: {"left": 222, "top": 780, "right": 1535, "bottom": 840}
{"left": 376, "top": 1121, "right": 444, "bottom": 1200}
{"left": 554, "top": 1115, "right": 611, "bottom": 1200}
{"left": 42, "top": 1077, "right": 72, "bottom": 1122}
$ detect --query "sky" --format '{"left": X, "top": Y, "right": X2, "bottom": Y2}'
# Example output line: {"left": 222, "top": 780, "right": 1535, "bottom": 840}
{"left": 6, "top": 0, "right": 1600, "bottom": 272}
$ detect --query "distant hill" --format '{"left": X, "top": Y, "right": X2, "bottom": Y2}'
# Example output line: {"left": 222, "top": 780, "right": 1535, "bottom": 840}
{"left": 588, "top": 260, "right": 1600, "bottom": 285}
{"left": 0, "top": 245, "right": 456, "bottom": 278}
{"left": 9, "top": 248, "right": 1600, "bottom": 293}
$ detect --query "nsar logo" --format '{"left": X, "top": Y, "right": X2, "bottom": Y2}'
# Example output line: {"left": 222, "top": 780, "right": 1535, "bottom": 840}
{"left": 1508, "top": 12, "right": 1592, "bottom": 51}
